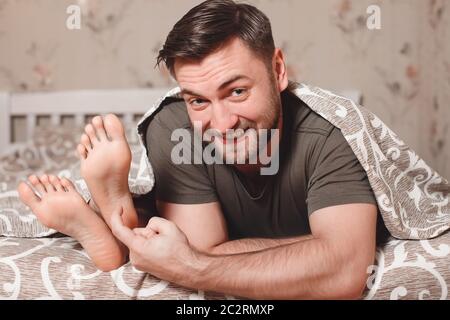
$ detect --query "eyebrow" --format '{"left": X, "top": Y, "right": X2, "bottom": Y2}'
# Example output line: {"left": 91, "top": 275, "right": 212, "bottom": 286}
{"left": 180, "top": 75, "right": 251, "bottom": 97}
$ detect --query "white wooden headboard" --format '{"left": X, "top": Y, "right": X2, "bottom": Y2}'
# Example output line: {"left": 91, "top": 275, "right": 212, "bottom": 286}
{"left": 0, "top": 89, "right": 170, "bottom": 153}
{"left": 0, "top": 88, "right": 361, "bottom": 154}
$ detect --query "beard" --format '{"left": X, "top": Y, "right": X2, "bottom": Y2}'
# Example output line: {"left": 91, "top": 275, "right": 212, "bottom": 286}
{"left": 206, "top": 77, "right": 282, "bottom": 165}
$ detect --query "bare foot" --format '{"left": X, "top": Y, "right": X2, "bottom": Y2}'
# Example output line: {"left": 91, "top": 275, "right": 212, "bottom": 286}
{"left": 77, "top": 114, "right": 138, "bottom": 229}
{"left": 17, "top": 174, "right": 126, "bottom": 271}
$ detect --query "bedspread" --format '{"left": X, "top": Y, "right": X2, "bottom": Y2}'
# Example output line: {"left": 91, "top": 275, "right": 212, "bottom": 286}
{"left": 0, "top": 232, "right": 447, "bottom": 300}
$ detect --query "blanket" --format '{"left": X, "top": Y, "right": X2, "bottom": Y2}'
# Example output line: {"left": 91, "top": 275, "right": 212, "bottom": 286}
{"left": 131, "top": 82, "right": 450, "bottom": 240}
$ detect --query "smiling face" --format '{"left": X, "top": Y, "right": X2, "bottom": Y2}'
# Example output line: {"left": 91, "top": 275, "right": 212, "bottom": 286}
{"left": 174, "top": 37, "right": 289, "bottom": 168}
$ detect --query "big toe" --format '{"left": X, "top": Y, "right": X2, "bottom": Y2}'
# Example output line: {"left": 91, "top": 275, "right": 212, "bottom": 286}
{"left": 104, "top": 114, "right": 126, "bottom": 140}
{"left": 18, "top": 181, "right": 40, "bottom": 208}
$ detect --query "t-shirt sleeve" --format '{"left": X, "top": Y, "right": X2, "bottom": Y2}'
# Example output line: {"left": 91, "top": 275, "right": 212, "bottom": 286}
{"left": 306, "top": 127, "right": 378, "bottom": 215}
{"left": 145, "top": 116, "right": 218, "bottom": 204}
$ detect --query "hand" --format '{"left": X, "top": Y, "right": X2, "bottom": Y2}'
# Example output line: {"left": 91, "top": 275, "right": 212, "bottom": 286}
{"left": 110, "top": 207, "right": 199, "bottom": 284}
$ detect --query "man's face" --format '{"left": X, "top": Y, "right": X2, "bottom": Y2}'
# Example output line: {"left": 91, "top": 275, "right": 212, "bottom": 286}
{"left": 174, "top": 37, "right": 283, "bottom": 165}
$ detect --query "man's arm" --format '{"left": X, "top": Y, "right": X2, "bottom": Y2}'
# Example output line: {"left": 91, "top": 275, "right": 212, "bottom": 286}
{"left": 209, "top": 234, "right": 314, "bottom": 255}
{"left": 185, "top": 203, "right": 377, "bottom": 299}
{"left": 157, "top": 200, "right": 312, "bottom": 255}
{"left": 111, "top": 202, "right": 377, "bottom": 299}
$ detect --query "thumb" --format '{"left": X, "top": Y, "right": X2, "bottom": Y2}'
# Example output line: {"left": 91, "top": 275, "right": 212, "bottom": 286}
{"left": 111, "top": 206, "right": 137, "bottom": 248}
{"left": 133, "top": 227, "right": 157, "bottom": 238}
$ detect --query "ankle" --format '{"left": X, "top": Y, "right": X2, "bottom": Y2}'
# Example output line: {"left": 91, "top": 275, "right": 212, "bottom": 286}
{"left": 109, "top": 195, "right": 139, "bottom": 229}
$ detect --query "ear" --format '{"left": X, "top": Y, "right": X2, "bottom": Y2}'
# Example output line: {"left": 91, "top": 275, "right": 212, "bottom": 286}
{"left": 273, "top": 48, "right": 289, "bottom": 92}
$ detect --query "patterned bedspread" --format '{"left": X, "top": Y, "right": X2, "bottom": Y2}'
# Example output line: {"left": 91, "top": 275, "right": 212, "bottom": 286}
{"left": 0, "top": 126, "right": 449, "bottom": 300}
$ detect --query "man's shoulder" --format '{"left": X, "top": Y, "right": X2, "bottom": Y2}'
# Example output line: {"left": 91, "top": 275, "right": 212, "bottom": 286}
{"left": 284, "top": 91, "right": 350, "bottom": 170}
{"left": 297, "top": 112, "right": 335, "bottom": 137}
{"left": 148, "top": 97, "right": 191, "bottom": 133}
{"left": 145, "top": 97, "right": 192, "bottom": 156}
{"left": 284, "top": 91, "right": 335, "bottom": 138}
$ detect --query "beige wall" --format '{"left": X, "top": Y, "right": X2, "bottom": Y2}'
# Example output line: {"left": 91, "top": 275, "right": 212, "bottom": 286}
{"left": 0, "top": 0, "right": 449, "bottom": 178}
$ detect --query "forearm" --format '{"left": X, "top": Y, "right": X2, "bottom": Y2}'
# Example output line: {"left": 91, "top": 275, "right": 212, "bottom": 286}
{"left": 187, "top": 239, "right": 367, "bottom": 300}
{"left": 209, "top": 234, "right": 313, "bottom": 255}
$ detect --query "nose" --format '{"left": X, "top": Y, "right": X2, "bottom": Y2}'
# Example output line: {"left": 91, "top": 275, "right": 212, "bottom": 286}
{"left": 209, "top": 103, "right": 238, "bottom": 135}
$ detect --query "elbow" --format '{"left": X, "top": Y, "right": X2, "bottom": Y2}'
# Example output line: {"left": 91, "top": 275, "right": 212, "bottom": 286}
{"left": 333, "top": 261, "right": 370, "bottom": 300}
{"left": 330, "top": 244, "right": 375, "bottom": 300}
{"left": 337, "top": 274, "right": 367, "bottom": 300}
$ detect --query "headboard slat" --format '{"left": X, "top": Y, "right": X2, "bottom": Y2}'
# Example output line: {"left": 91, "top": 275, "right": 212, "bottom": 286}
{"left": 75, "top": 114, "right": 84, "bottom": 127}
{"left": 26, "top": 114, "right": 36, "bottom": 141}
{"left": 0, "top": 93, "right": 10, "bottom": 153}
{"left": 51, "top": 114, "right": 60, "bottom": 126}
{"left": 123, "top": 113, "right": 133, "bottom": 126}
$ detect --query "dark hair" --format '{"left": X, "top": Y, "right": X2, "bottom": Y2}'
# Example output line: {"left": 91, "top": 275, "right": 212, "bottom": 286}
{"left": 156, "top": 0, "right": 275, "bottom": 76}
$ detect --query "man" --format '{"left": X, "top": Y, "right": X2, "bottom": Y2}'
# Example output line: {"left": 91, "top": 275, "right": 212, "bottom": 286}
{"left": 18, "top": 0, "right": 388, "bottom": 299}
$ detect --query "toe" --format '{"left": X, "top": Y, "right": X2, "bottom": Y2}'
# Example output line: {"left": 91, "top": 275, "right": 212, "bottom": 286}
{"left": 77, "top": 144, "right": 88, "bottom": 159}
{"left": 49, "top": 175, "right": 63, "bottom": 192}
{"left": 28, "top": 175, "right": 46, "bottom": 195}
{"left": 81, "top": 134, "right": 92, "bottom": 151}
{"left": 39, "top": 174, "right": 55, "bottom": 192}
{"left": 18, "top": 181, "right": 41, "bottom": 208}
{"left": 60, "top": 178, "right": 76, "bottom": 192}
{"left": 85, "top": 124, "right": 98, "bottom": 146}
{"left": 104, "top": 114, "right": 126, "bottom": 140}
{"left": 92, "top": 116, "right": 107, "bottom": 141}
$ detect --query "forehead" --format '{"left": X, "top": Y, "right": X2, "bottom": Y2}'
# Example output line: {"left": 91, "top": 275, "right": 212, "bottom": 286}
{"left": 174, "top": 38, "right": 266, "bottom": 85}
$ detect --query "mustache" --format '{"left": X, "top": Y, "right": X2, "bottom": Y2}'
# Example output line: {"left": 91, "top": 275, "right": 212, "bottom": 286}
{"left": 200, "top": 119, "right": 255, "bottom": 138}
{"left": 206, "top": 128, "right": 263, "bottom": 144}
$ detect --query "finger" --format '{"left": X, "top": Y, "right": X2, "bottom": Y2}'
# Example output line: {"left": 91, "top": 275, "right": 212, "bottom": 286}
{"left": 133, "top": 228, "right": 156, "bottom": 238}
{"left": 146, "top": 216, "right": 175, "bottom": 235}
{"left": 111, "top": 207, "right": 138, "bottom": 248}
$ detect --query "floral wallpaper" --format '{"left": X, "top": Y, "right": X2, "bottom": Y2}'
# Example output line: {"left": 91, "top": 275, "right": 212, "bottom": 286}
{"left": 0, "top": 0, "right": 449, "bottom": 178}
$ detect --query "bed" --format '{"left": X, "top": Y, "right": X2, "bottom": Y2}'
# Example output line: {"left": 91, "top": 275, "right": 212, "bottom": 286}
{"left": 0, "top": 89, "right": 448, "bottom": 300}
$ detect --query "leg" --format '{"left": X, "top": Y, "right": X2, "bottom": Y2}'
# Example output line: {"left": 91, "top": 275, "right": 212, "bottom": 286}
{"left": 17, "top": 174, "right": 126, "bottom": 271}
{"left": 77, "top": 114, "right": 138, "bottom": 230}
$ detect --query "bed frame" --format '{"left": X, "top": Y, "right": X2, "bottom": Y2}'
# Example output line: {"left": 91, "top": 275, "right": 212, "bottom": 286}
{"left": 0, "top": 88, "right": 361, "bottom": 154}
{"left": 0, "top": 89, "right": 170, "bottom": 153}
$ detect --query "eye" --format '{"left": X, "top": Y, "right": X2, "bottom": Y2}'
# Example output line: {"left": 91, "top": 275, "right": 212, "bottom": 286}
{"left": 231, "top": 88, "right": 246, "bottom": 97}
{"left": 189, "top": 98, "right": 206, "bottom": 107}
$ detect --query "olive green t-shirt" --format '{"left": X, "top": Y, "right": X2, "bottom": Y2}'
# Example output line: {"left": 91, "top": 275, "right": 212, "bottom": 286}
{"left": 145, "top": 90, "right": 389, "bottom": 243}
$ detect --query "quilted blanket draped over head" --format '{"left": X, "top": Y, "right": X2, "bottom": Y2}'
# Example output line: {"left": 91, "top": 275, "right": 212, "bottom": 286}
{"left": 131, "top": 82, "right": 450, "bottom": 240}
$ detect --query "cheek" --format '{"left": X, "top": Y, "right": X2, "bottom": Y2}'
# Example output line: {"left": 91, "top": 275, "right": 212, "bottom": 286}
{"left": 231, "top": 97, "right": 270, "bottom": 125}
{"left": 187, "top": 108, "right": 210, "bottom": 129}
